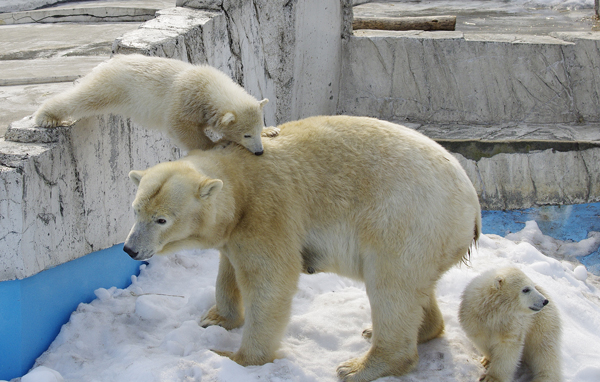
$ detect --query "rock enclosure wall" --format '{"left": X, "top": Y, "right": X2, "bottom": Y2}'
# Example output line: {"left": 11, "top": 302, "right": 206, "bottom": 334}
{"left": 339, "top": 31, "right": 600, "bottom": 125}
{"left": 1, "top": 0, "right": 351, "bottom": 281}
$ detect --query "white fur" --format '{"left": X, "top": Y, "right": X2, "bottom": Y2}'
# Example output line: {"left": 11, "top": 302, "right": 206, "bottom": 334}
{"left": 459, "top": 267, "right": 563, "bottom": 382}
{"left": 34, "top": 54, "right": 270, "bottom": 154}
{"left": 124, "top": 116, "right": 481, "bottom": 382}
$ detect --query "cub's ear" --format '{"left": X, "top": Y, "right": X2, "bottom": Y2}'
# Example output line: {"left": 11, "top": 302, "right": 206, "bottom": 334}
{"left": 493, "top": 276, "right": 504, "bottom": 290}
{"left": 197, "top": 178, "right": 223, "bottom": 199}
{"left": 129, "top": 170, "right": 146, "bottom": 186}
{"left": 259, "top": 98, "right": 269, "bottom": 108}
{"left": 220, "top": 112, "right": 235, "bottom": 126}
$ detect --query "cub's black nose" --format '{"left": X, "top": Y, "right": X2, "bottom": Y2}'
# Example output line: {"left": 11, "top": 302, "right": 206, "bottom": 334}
{"left": 254, "top": 150, "right": 264, "bottom": 156}
{"left": 123, "top": 245, "right": 138, "bottom": 259}
{"left": 543, "top": 299, "right": 549, "bottom": 306}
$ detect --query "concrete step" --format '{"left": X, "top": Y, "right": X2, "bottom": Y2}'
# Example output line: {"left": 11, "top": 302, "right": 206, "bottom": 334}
{"left": 0, "top": 137, "right": 53, "bottom": 168}
{"left": 0, "top": 0, "right": 173, "bottom": 25}
{"left": 0, "top": 56, "right": 108, "bottom": 86}
{"left": 409, "top": 122, "right": 600, "bottom": 161}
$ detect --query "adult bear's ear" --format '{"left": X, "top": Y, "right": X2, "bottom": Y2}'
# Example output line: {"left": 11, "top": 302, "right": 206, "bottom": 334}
{"left": 197, "top": 178, "right": 223, "bottom": 199}
{"left": 259, "top": 98, "right": 269, "bottom": 108}
{"left": 220, "top": 112, "right": 235, "bottom": 126}
{"left": 129, "top": 170, "right": 146, "bottom": 186}
{"left": 493, "top": 276, "right": 503, "bottom": 290}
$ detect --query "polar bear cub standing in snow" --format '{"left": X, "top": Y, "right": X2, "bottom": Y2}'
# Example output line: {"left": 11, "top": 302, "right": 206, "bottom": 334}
{"left": 459, "top": 267, "right": 562, "bottom": 382}
{"left": 34, "top": 54, "right": 272, "bottom": 155}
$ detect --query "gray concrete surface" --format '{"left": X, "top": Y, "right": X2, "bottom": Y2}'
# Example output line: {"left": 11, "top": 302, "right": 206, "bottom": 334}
{"left": 354, "top": 1, "right": 599, "bottom": 35}
{"left": 0, "top": 0, "right": 174, "bottom": 136}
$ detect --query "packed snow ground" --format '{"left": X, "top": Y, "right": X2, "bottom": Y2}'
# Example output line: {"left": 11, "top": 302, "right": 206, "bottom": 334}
{"left": 18, "top": 221, "right": 600, "bottom": 382}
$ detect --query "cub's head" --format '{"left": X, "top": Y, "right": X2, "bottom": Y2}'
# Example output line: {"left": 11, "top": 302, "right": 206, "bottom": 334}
{"left": 123, "top": 161, "right": 223, "bottom": 261}
{"left": 493, "top": 267, "right": 549, "bottom": 314}
{"left": 217, "top": 98, "right": 268, "bottom": 156}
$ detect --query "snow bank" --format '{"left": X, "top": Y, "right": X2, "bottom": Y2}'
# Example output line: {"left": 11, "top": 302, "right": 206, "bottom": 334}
{"left": 19, "top": 222, "right": 600, "bottom": 382}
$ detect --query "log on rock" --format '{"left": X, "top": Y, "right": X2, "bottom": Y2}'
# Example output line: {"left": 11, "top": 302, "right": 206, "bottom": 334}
{"left": 353, "top": 15, "right": 457, "bottom": 31}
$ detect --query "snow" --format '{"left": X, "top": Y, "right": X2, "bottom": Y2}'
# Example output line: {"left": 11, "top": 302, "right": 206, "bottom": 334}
{"left": 15, "top": 222, "right": 600, "bottom": 382}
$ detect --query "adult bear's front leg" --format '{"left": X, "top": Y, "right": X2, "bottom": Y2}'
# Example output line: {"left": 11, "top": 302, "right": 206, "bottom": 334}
{"left": 215, "top": 247, "right": 301, "bottom": 366}
{"left": 200, "top": 253, "right": 244, "bottom": 330}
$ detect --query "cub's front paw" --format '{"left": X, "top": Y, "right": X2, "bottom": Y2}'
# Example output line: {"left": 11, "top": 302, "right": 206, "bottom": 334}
{"left": 200, "top": 305, "right": 243, "bottom": 330}
{"left": 34, "top": 110, "right": 69, "bottom": 128}
{"left": 261, "top": 126, "right": 280, "bottom": 138}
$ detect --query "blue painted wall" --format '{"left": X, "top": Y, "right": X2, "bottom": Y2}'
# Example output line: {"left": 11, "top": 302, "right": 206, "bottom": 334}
{"left": 0, "top": 244, "right": 142, "bottom": 381}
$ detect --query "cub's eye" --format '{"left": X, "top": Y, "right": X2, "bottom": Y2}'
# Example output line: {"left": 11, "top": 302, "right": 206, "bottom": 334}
{"left": 156, "top": 218, "right": 167, "bottom": 225}
{"left": 522, "top": 287, "right": 531, "bottom": 293}
{"left": 244, "top": 135, "right": 252, "bottom": 138}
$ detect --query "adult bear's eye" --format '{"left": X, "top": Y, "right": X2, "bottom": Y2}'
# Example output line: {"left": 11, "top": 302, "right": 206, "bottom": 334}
{"left": 522, "top": 287, "right": 531, "bottom": 293}
{"left": 244, "top": 134, "right": 252, "bottom": 138}
{"left": 156, "top": 218, "right": 167, "bottom": 225}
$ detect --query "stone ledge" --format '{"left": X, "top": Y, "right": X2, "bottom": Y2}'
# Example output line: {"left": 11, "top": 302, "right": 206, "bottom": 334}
{"left": 340, "top": 31, "right": 600, "bottom": 125}
{"left": 4, "top": 116, "right": 63, "bottom": 144}
{"left": 0, "top": 5, "right": 161, "bottom": 25}
{"left": 456, "top": 147, "right": 600, "bottom": 210}
{"left": 409, "top": 122, "right": 600, "bottom": 161}
{"left": 112, "top": 7, "right": 228, "bottom": 64}
{"left": 0, "top": 138, "right": 54, "bottom": 169}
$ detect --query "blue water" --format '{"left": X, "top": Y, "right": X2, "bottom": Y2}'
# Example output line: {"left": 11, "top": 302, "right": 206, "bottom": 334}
{"left": 482, "top": 202, "right": 600, "bottom": 275}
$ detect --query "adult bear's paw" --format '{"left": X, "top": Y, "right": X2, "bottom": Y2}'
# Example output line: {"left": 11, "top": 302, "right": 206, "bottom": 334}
{"left": 337, "top": 356, "right": 373, "bottom": 382}
{"left": 200, "top": 305, "right": 244, "bottom": 330}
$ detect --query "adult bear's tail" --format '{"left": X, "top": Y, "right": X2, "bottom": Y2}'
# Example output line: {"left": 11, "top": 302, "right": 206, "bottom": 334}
{"left": 463, "top": 212, "right": 482, "bottom": 265}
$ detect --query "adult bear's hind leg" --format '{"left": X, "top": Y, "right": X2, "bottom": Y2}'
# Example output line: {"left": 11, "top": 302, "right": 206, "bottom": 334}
{"left": 361, "top": 291, "right": 443, "bottom": 345}
{"left": 338, "top": 265, "right": 424, "bottom": 382}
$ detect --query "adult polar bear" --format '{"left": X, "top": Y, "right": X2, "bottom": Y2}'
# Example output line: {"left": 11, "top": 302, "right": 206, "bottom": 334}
{"left": 34, "top": 54, "right": 271, "bottom": 155}
{"left": 124, "top": 116, "right": 481, "bottom": 381}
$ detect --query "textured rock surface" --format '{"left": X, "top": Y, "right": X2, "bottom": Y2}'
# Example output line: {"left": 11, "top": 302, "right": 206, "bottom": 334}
{"left": 0, "top": 0, "right": 351, "bottom": 281}
{"left": 0, "top": 116, "right": 179, "bottom": 281}
{"left": 455, "top": 148, "right": 600, "bottom": 210}
{"left": 339, "top": 30, "right": 600, "bottom": 125}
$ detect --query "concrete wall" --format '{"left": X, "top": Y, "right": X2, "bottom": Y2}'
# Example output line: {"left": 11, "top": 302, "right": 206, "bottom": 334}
{"left": 339, "top": 30, "right": 600, "bottom": 125}
{"left": 1, "top": 1, "right": 351, "bottom": 281}
{"left": 1, "top": 116, "right": 178, "bottom": 281}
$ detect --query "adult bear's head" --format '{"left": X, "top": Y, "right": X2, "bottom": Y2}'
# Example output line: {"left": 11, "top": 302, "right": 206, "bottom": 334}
{"left": 123, "top": 160, "right": 223, "bottom": 261}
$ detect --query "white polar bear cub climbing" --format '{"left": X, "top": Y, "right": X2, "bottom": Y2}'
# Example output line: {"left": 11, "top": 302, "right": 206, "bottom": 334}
{"left": 34, "top": 54, "right": 272, "bottom": 155}
{"left": 459, "top": 267, "right": 562, "bottom": 382}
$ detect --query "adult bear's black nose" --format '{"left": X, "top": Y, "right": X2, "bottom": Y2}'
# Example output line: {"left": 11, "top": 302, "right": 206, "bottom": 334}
{"left": 254, "top": 150, "right": 264, "bottom": 156}
{"left": 123, "top": 245, "right": 138, "bottom": 259}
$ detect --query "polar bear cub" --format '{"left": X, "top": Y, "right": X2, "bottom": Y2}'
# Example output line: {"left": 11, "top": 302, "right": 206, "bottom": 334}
{"left": 34, "top": 54, "right": 272, "bottom": 155}
{"left": 459, "top": 267, "right": 562, "bottom": 382}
